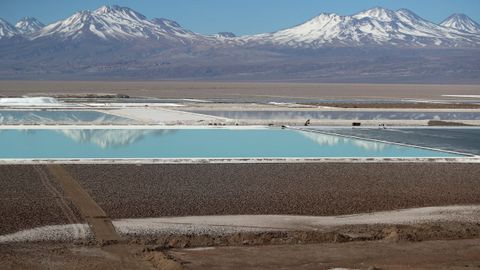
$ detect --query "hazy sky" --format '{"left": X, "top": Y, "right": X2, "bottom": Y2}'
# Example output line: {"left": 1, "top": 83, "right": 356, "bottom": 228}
{"left": 1, "top": 0, "right": 479, "bottom": 35}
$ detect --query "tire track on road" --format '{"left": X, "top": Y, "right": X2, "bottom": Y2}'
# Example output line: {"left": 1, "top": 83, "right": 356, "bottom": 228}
{"left": 33, "top": 165, "right": 89, "bottom": 239}
{"left": 33, "top": 165, "right": 81, "bottom": 225}
{"left": 46, "top": 164, "right": 122, "bottom": 243}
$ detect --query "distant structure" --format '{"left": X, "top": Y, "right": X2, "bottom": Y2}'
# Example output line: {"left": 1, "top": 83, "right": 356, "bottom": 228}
{"left": 214, "top": 32, "right": 236, "bottom": 38}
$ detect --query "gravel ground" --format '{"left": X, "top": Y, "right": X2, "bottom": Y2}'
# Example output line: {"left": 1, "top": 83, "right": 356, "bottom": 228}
{"left": 0, "top": 165, "right": 83, "bottom": 235}
{"left": 65, "top": 163, "right": 480, "bottom": 219}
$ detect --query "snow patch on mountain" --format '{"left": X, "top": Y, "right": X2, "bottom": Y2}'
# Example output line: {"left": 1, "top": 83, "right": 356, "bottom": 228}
{"left": 1, "top": 5, "right": 479, "bottom": 49}
{"left": 0, "top": 18, "right": 19, "bottom": 38}
{"left": 32, "top": 5, "right": 210, "bottom": 44}
{"left": 15, "top": 17, "right": 45, "bottom": 34}
{"left": 241, "top": 7, "right": 480, "bottom": 48}
{"left": 441, "top": 14, "right": 480, "bottom": 33}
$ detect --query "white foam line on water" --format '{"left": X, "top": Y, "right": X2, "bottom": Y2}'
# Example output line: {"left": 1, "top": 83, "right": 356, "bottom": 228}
{"left": 183, "top": 99, "right": 211, "bottom": 103}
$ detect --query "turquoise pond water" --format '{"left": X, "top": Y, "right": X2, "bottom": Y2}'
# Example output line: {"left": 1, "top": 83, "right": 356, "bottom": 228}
{"left": 0, "top": 128, "right": 463, "bottom": 159}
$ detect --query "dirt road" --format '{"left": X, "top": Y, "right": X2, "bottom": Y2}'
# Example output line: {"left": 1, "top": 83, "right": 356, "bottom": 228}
{"left": 169, "top": 238, "right": 480, "bottom": 270}
{"left": 47, "top": 164, "right": 121, "bottom": 243}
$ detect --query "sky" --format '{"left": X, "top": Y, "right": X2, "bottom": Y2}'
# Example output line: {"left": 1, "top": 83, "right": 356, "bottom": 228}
{"left": 1, "top": 0, "right": 479, "bottom": 35}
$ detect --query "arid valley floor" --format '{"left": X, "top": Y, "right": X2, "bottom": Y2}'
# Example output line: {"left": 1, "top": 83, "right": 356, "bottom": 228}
{"left": 1, "top": 81, "right": 480, "bottom": 100}
{"left": 1, "top": 82, "right": 480, "bottom": 270}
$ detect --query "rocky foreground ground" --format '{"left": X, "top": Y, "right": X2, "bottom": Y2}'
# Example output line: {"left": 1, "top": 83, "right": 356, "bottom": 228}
{"left": 1, "top": 162, "right": 480, "bottom": 269}
{"left": 64, "top": 163, "right": 480, "bottom": 218}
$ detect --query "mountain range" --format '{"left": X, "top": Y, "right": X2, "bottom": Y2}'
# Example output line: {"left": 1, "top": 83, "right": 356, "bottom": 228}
{"left": 1, "top": 5, "right": 479, "bottom": 82}
{"left": 242, "top": 8, "right": 480, "bottom": 48}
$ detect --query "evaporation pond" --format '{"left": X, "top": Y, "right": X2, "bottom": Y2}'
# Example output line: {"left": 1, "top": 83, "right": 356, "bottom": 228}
{"left": 189, "top": 111, "right": 480, "bottom": 120}
{"left": 0, "top": 110, "right": 135, "bottom": 124}
{"left": 0, "top": 128, "right": 463, "bottom": 159}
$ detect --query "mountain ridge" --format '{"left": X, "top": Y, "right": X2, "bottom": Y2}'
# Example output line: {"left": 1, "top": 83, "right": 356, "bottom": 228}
{"left": 241, "top": 7, "right": 480, "bottom": 48}
{"left": 0, "top": 18, "right": 19, "bottom": 38}
{"left": 29, "top": 5, "right": 211, "bottom": 46}
{"left": 0, "top": 5, "right": 478, "bottom": 47}
{"left": 15, "top": 17, "right": 44, "bottom": 34}
{"left": 441, "top": 13, "right": 480, "bottom": 33}
{"left": 1, "top": 5, "right": 479, "bottom": 82}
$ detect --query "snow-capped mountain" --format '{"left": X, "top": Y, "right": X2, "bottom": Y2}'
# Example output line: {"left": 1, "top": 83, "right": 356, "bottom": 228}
{"left": 441, "top": 13, "right": 480, "bottom": 34}
{"left": 15, "top": 17, "right": 44, "bottom": 34}
{"left": 2, "top": 5, "right": 478, "bottom": 47}
{"left": 0, "top": 18, "right": 19, "bottom": 39}
{"left": 241, "top": 7, "right": 480, "bottom": 48}
{"left": 0, "top": 5, "right": 479, "bottom": 81}
{"left": 32, "top": 5, "right": 210, "bottom": 44}
{"left": 150, "top": 18, "right": 195, "bottom": 37}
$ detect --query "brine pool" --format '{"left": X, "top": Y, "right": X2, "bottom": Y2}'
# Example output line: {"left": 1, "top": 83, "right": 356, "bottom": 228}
{"left": 188, "top": 110, "right": 480, "bottom": 121}
{"left": 0, "top": 128, "right": 464, "bottom": 159}
{"left": 0, "top": 110, "right": 135, "bottom": 124}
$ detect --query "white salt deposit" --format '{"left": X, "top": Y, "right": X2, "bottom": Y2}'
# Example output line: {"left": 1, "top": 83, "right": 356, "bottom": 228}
{"left": 108, "top": 108, "right": 230, "bottom": 124}
{"left": 183, "top": 99, "right": 211, "bottom": 103}
{"left": 113, "top": 219, "right": 273, "bottom": 236}
{"left": 112, "top": 205, "right": 480, "bottom": 237}
{"left": 83, "top": 103, "right": 184, "bottom": 107}
{"left": 442, "top": 95, "right": 480, "bottom": 99}
{"left": 0, "top": 223, "right": 91, "bottom": 243}
{"left": 2, "top": 206, "right": 479, "bottom": 243}
{"left": 0, "top": 97, "right": 62, "bottom": 106}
